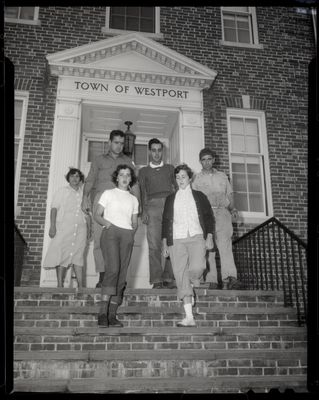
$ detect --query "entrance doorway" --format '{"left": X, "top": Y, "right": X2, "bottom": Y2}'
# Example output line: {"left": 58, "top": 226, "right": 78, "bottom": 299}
{"left": 79, "top": 103, "right": 179, "bottom": 288}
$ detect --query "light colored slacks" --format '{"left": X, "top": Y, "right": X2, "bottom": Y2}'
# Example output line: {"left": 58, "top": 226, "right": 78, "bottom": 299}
{"left": 169, "top": 234, "right": 206, "bottom": 300}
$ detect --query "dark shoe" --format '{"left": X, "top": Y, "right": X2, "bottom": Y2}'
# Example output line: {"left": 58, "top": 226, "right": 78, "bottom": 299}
{"left": 108, "top": 302, "right": 123, "bottom": 327}
{"left": 108, "top": 315, "right": 123, "bottom": 327}
{"left": 96, "top": 281, "right": 102, "bottom": 288}
{"left": 164, "top": 281, "right": 177, "bottom": 289}
{"left": 152, "top": 282, "right": 164, "bottom": 289}
{"left": 224, "top": 276, "right": 244, "bottom": 290}
{"left": 209, "top": 282, "right": 223, "bottom": 290}
{"left": 97, "top": 313, "right": 109, "bottom": 327}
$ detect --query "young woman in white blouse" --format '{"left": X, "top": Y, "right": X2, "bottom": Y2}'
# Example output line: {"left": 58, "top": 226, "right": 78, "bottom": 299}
{"left": 94, "top": 164, "right": 139, "bottom": 327}
{"left": 162, "top": 164, "right": 215, "bottom": 327}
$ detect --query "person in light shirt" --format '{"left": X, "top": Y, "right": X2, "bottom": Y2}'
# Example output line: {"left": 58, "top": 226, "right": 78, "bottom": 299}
{"left": 94, "top": 165, "right": 139, "bottom": 327}
{"left": 43, "top": 168, "right": 90, "bottom": 288}
{"left": 192, "top": 148, "right": 241, "bottom": 290}
{"left": 162, "top": 164, "right": 215, "bottom": 327}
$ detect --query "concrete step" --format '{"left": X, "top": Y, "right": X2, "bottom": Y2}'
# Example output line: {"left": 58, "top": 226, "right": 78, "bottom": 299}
{"left": 14, "top": 326, "right": 307, "bottom": 352}
{"left": 14, "top": 287, "right": 286, "bottom": 308}
{"left": 14, "top": 349, "right": 307, "bottom": 380}
{"left": 13, "top": 375, "right": 307, "bottom": 393}
{"left": 14, "top": 304, "right": 300, "bottom": 328}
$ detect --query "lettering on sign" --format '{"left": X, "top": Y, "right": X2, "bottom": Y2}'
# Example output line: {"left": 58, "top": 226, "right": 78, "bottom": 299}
{"left": 74, "top": 81, "right": 189, "bottom": 99}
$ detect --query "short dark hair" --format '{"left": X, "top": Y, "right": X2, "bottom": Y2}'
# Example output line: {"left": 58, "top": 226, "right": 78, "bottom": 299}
{"left": 199, "top": 147, "right": 216, "bottom": 160}
{"left": 110, "top": 130, "right": 125, "bottom": 142}
{"left": 174, "top": 163, "right": 193, "bottom": 179}
{"left": 148, "top": 138, "right": 163, "bottom": 150}
{"left": 111, "top": 164, "right": 137, "bottom": 187}
{"left": 65, "top": 168, "right": 84, "bottom": 183}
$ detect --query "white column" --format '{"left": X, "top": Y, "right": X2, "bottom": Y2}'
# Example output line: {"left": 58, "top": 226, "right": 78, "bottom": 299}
{"left": 40, "top": 98, "right": 82, "bottom": 287}
{"left": 179, "top": 108, "right": 205, "bottom": 173}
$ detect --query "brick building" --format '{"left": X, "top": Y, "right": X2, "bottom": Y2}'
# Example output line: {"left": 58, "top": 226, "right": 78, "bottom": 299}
{"left": 6, "top": 6, "right": 316, "bottom": 288}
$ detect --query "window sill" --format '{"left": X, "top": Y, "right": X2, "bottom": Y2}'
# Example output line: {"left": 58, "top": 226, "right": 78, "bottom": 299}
{"left": 101, "top": 27, "right": 164, "bottom": 39}
{"left": 219, "top": 40, "right": 263, "bottom": 50}
{"left": 5, "top": 18, "right": 41, "bottom": 26}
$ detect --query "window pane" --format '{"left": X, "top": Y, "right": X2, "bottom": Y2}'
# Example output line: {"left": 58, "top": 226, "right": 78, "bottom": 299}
{"left": 246, "top": 119, "right": 258, "bottom": 135}
{"left": 237, "top": 16, "right": 249, "bottom": 29}
{"left": 224, "top": 28, "right": 237, "bottom": 42}
{"left": 232, "top": 135, "right": 245, "bottom": 152}
{"left": 246, "top": 136, "right": 260, "bottom": 152}
{"left": 230, "top": 117, "right": 244, "bottom": 135}
{"left": 15, "top": 100, "right": 23, "bottom": 138}
{"left": 20, "top": 7, "right": 35, "bottom": 20}
{"left": 247, "top": 163, "right": 260, "bottom": 174}
{"left": 238, "top": 29, "right": 251, "bottom": 43}
{"left": 223, "top": 15, "right": 236, "bottom": 27}
{"left": 232, "top": 163, "right": 245, "bottom": 173}
{"left": 111, "top": 15, "right": 125, "bottom": 29}
{"left": 134, "top": 144, "right": 148, "bottom": 165}
{"left": 88, "top": 141, "right": 108, "bottom": 162}
{"left": 5, "top": 7, "right": 19, "bottom": 18}
{"left": 224, "top": 7, "right": 249, "bottom": 13}
{"left": 112, "top": 7, "right": 125, "bottom": 15}
{"left": 127, "top": 7, "right": 139, "bottom": 16}
{"left": 140, "top": 18, "right": 154, "bottom": 33}
{"left": 247, "top": 173, "right": 262, "bottom": 193}
{"left": 126, "top": 17, "right": 139, "bottom": 31}
{"left": 249, "top": 193, "right": 264, "bottom": 212}
{"left": 234, "top": 192, "right": 248, "bottom": 211}
{"left": 141, "top": 7, "right": 154, "bottom": 18}
{"left": 233, "top": 173, "right": 247, "bottom": 192}
{"left": 15, "top": 141, "right": 19, "bottom": 175}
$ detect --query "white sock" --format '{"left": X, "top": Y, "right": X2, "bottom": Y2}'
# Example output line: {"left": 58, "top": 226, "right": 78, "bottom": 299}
{"left": 184, "top": 303, "right": 193, "bottom": 320}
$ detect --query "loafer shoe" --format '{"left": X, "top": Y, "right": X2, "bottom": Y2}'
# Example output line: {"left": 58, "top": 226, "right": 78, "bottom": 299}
{"left": 177, "top": 318, "right": 196, "bottom": 327}
{"left": 152, "top": 282, "right": 164, "bottom": 289}
{"left": 108, "top": 316, "right": 123, "bottom": 327}
{"left": 164, "top": 281, "right": 177, "bottom": 289}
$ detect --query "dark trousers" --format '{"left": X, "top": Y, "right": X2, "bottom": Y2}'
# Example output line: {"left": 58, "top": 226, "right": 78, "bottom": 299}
{"left": 100, "top": 225, "right": 134, "bottom": 304}
{"left": 146, "top": 197, "right": 175, "bottom": 284}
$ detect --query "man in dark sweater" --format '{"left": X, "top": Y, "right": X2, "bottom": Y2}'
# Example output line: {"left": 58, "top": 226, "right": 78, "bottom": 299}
{"left": 139, "top": 138, "right": 177, "bottom": 289}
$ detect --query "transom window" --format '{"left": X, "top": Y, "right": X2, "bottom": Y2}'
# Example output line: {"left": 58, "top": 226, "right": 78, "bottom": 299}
{"left": 5, "top": 6, "right": 39, "bottom": 23}
{"left": 221, "top": 7, "right": 260, "bottom": 47}
{"left": 227, "top": 110, "right": 272, "bottom": 219}
{"left": 110, "top": 7, "right": 155, "bottom": 33}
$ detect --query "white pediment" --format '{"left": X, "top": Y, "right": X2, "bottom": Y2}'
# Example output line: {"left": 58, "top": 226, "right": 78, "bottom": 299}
{"left": 46, "top": 32, "right": 217, "bottom": 88}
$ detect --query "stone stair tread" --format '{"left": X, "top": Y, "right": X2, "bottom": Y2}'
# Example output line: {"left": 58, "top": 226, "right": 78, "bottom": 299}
{"left": 14, "top": 286, "right": 284, "bottom": 296}
{"left": 13, "top": 375, "right": 307, "bottom": 393}
{"left": 14, "top": 348, "right": 307, "bottom": 361}
{"left": 14, "top": 305, "right": 295, "bottom": 314}
{"left": 14, "top": 325, "right": 306, "bottom": 336}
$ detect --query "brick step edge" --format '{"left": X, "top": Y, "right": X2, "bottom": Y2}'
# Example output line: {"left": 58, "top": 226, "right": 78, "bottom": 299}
{"left": 14, "top": 305, "right": 296, "bottom": 314}
{"left": 13, "top": 376, "right": 307, "bottom": 393}
{"left": 14, "top": 287, "right": 284, "bottom": 296}
{"left": 14, "top": 325, "right": 307, "bottom": 336}
{"left": 14, "top": 349, "right": 307, "bottom": 361}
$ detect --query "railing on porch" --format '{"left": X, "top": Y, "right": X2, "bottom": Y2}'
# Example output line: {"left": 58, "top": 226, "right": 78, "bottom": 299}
{"left": 233, "top": 217, "right": 307, "bottom": 326}
{"left": 14, "top": 223, "right": 28, "bottom": 286}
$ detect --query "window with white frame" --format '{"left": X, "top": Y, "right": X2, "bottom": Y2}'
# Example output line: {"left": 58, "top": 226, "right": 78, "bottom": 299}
{"left": 5, "top": 6, "right": 40, "bottom": 24}
{"left": 103, "top": 7, "right": 162, "bottom": 37}
{"left": 15, "top": 92, "right": 29, "bottom": 207}
{"left": 221, "top": 7, "right": 261, "bottom": 47}
{"left": 227, "top": 109, "right": 272, "bottom": 219}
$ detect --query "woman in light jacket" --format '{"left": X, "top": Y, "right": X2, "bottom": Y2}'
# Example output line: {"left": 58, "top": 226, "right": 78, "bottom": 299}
{"left": 162, "top": 164, "right": 215, "bottom": 327}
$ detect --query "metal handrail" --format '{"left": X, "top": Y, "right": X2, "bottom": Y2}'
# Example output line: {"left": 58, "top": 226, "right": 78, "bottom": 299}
{"left": 233, "top": 217, "right": 307, "bottom": 326}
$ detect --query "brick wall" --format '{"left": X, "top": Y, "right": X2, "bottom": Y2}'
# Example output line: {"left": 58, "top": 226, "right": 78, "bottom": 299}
{"left": 6, "top": 7, "right": 314, "bottom": 285}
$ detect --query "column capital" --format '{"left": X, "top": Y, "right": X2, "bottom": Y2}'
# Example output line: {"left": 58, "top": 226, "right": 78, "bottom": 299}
{"left": 57, "top": 98, "right": 82, "bottom": 119}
